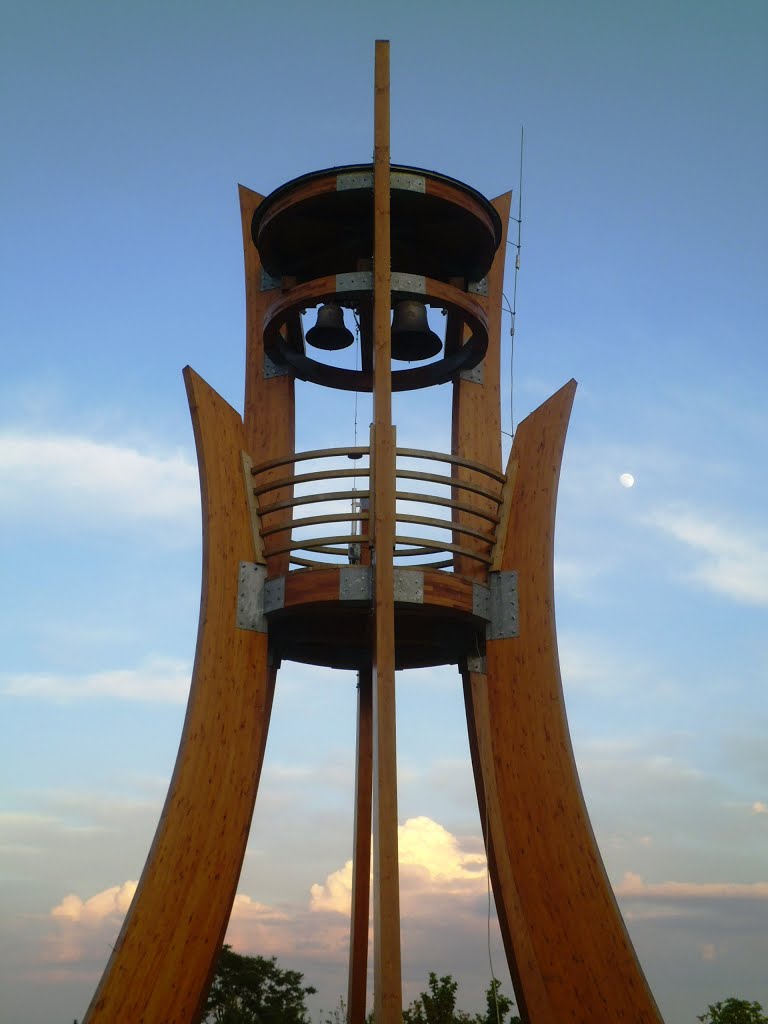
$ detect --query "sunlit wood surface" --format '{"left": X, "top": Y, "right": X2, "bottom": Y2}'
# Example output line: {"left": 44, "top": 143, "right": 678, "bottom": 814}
{"left": 240, "top": 184, "right": 296, "bottom": 576}
{"left": 83, "top": 368, "right": 274, "bottom": 1024}
{"left": 467, "top": 380, "right": 664, "bottom": 1023}
{"left": 451, "top": 191, "right": 511, "bottom": 578}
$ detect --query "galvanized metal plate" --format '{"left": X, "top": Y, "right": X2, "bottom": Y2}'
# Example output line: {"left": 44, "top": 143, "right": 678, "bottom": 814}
{"left": 466, "top": 654, "right": 487, "bottom": 674}
{"left": 263, "top": 352, "right": 291, "bottom": 379}
{"left": 260, "top": 269, "right": 281, "bottom": 291}
{"left": 390, "top": 171, "right": 426, "bottom": 193}
{"left": 236, "top": 562, "right": 267, "bottom": 633}
{"left": 468, "top": 276, "right": 489, "bottom": 296}
{"left": 473, "top": 583, "right": 491, "bottom": 621}
{"left": 460, "top": 364, "right": 484, "bottom": 384}
{"left": 391, "top": 272, "right": 426, "bottom": 295}
{"left": 487, "top": 570, "right": 519, "bottom": 640}
{"left": 339, "top": 566, "right": 373, "bottom": 602}
{"left": 337, "top": 171, "right": 373, "bottom": 191}
{"left": 263, "top": 576, "right": 285, "bottom": 614}
{"left": 394, "top": 569, "right": 424, "bottom": 604}
{"left": 336, "top": 271, "right": 374, "bottom": 293}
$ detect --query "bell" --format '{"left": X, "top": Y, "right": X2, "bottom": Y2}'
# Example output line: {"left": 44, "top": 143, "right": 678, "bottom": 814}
{"left": 390, "top": 301, "right": 442, "bottom": 361}
{"left": 305, "top": 303, "right": 354, "bottom": 351}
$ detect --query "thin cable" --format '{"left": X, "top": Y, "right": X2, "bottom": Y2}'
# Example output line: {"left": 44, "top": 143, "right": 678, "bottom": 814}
{"left": 507, "top": 126, "right": 524, "bottom": 442}
{"left": 485, "top": 793, "right": 502, "bottom": 1024}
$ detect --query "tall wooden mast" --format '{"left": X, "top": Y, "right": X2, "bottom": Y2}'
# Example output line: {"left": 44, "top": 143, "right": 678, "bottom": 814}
{"left": 370, "top": 40, "right": 403, "bottom": 1024}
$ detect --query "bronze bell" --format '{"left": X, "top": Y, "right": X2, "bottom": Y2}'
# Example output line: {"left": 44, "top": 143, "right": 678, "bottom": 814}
{"left": 305, "top": 303, "right": 354, "bottom": 351}
{"left": 390, "top": 300, "right": 442, "bottom": 361}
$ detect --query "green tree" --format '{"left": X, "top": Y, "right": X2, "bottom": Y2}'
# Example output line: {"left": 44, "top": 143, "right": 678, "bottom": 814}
{"left": 403, "top": 972, "right": 471, "bottom": 1024}
{"left": 203, "top": 944, "right": 316, "bottom": 1024}
{"left": 473, "top": 977, "right": 520, "bottom": 1024}
{"left": 698, "top": 999, "right": 768, "bottom": 1024}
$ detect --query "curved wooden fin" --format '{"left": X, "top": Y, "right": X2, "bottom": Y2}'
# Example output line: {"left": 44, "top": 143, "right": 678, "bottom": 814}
{"left": 84, "top": 367, "right": 275, "bottom": 1023}
{"left": 466, "top": 380, "right": 664, "bottom": 1023}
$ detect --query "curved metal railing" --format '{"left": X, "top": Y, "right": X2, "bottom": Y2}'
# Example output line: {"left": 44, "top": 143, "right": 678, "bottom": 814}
{"left": 250, "top": 446, "right": 504, "bottom": 571}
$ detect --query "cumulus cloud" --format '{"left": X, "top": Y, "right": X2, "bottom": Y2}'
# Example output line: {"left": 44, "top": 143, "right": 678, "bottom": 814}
{"left": 646, "top": 507, "right": 768, "bottom": 605}
{"left": 309, "top": 817, "right": 487, "bottom": 916}
{"left": 0, "top": 432, "right": 198, "bottom": 528}
{"left": 1, "top": 655, "right": 191, "bottom": 702}
{"left": 52, "top": 881, "right": 138, "bottom": 923}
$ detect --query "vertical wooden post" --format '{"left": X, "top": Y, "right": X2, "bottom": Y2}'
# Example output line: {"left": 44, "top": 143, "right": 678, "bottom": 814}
{"left": 347, "top": 669, "right": 373, "bottom": 1024}
{"left": 370, "top": 38, "right": 403, "bottom": 1024}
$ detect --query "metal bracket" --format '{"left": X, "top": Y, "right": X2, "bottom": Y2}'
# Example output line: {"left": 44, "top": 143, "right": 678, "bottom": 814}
{"left": 263, "top": 576, "right": 285, "bottom": 614}
{"left": 337, "top": 171, "right": 373, "bottom": 191}
{"left": 339, "top": 565, "right": 373, "bottom": 602}
{"left": 263, "top": 352, "right": 291, "bottom": 379}
{"left": 472, "top": 583, "right": 491, "bottom": 621}
{"left": 260, "top": 268, "right": 281, "bottom": 291}
{"left": 394, "top": 569, "right": 423, "bottom": 604}
{"left": 468, "top": 277, "right": 489, "bottom": 296}
{"left": 487, "top": 570, "right": 519, "bottom": 640}
{"left": 336, "top": 271, "right": 374, "bottom": 294}
{"left": 460, "top": 363, "right": 484, "bottom": 384}
{"left": 466, "top": 654, "right": 487, "bottom": 674}
{"left": 391, "top": 271, "right": 427, "bottom": 295}
{"left": 236, "top": 562, "right": 268, "bottom": 633}
{"left": 390, "top": 171, "right": 426, "bottom": 193}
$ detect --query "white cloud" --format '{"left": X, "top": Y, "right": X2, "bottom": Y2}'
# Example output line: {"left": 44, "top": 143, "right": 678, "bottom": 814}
{"left": 52, "top": 881, "right": 138, "bottom": 923}
{"left": 309, "top": 817, "right": 487, "bottom": 916}
{"left": 752, "top": 801, "right": 768, "bottom": 815}
{"left": 616, "top": 871, "right": 768, "bottom": 902}
{"left": 1, "top": 655, "right": 191, "bottom": 702}
{"left": 646, "top": 507, "right": 768, "bottom": 605}
{"left": 0, "top": 432, "right": 198, "bottom": 528}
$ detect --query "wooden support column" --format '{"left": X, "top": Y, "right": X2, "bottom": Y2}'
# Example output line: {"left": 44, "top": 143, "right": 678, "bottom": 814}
{"left": 451, "top": 192, "right": 511, "bottom": 579}
{"left": 83, "top": 369, "right": 276, "bottom": 1023}
{"left": 239, "top": 185, "right": 296, "bottom": 576}
{"left": 347, "top": 668, "right": 373, "bottom": 1024}
{"left": 370, "top": 38, "right": 402, "bottom": 1024}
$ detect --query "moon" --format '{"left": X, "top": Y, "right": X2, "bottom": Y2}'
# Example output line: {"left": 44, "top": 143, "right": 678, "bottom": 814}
{"left": 619, "top": 473, "right": 635, "bottom": 488}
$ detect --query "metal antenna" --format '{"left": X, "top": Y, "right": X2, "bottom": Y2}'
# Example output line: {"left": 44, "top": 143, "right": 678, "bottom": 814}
{"left": 509, "top": 125, "right": 524, "bottom": 439}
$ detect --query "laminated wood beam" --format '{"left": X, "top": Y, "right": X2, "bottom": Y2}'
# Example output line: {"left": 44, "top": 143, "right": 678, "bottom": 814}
{"left": 466, "top": 380, "right": 664, "bottom": 1023}
{"left": 84, "top": 368, "right": 276, "bottom": 1023}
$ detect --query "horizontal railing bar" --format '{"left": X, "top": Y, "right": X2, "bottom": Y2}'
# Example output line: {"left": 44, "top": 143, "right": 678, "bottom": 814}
{"left": 260, "top": 489, "right": 370, "bottom": 517}
{"left": 261, "top": 512, "right": 367, "bottom": 538}
{"left": 254, "top": 467, "right": 369, "bottom": 498}
{"left": 251, "top": 446, "right": 370, "bottom": 476}
{"left": 394, "top": 534, "right": 492, "bottom": 565}
{"left": 394, "top": 512, "right": 493, "bottom": 545}
{"left": 395, "top": 490, "right": 500, "bottom": 524}
{"left": 290, "top": 555, "right": 346, "bottom": 569}
{"left": 269, "top": 534, "right": 370, "bottom": 557}
{"left": 396, "top": 447, "right": 506, "bottom": 485}
{"left": 395, "top": 469, "right": 501, "bottom": 503}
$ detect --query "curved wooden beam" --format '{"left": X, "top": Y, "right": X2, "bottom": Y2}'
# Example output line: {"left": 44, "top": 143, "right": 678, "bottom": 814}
{"left": 84, "top": 367, "right": 275, "bottom": 1024}
{"left": 466, "top": 380, "right": 664, "bottom": 1023}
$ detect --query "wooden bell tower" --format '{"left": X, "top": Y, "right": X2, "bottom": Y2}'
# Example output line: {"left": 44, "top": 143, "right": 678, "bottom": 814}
{"left": 83, "top": 41, "right": 664, "bottom": 1024}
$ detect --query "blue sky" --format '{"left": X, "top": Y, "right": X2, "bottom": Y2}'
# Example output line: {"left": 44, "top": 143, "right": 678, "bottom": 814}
{"left": 1, "top": 3, "right": 767, "bottom": 1023}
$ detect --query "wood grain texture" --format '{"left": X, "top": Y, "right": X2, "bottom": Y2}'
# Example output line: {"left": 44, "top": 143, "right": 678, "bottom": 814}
{"left": 469, "top": 380, "right": 664, "bottom": 1023}
{"left": 83, "top": 368, "right": 274, "bottom": 1024}
{"left": 451, "top": 192, "right": 511, "bottom": 579}
{"left": 348, "top": 668, "right": 373, "bottom": 1024}
{"left": 239, "top": 184, "right": 296, "bottom": 576}
{"left": 371, "top": 39, "right": 403, "bottom": 1024}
